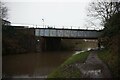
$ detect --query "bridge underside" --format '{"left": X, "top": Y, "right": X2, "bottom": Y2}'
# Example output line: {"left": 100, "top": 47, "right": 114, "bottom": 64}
{"left": 42, "top": 36, "right": 99, "bottom": 39}
{"left": 36, "top": 37, "right": 62, "bottom": 51}
{"left": 36, "top": 37, "right": 99, "bottom": 52}
{"left": 45, "top": 37, "right": 61, "bottom": 51}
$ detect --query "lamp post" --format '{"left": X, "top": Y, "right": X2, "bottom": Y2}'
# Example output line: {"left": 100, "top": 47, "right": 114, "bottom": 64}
{"left": 42, "top": 19, "right": 44, "bottom": 28}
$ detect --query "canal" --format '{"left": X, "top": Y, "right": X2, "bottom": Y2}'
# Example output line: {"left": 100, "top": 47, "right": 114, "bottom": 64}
{"left": 3, "top": 39, "right": 98, "bottom": 78}
{"left": 2, "top": 51, "right": 74, "bottom": 78}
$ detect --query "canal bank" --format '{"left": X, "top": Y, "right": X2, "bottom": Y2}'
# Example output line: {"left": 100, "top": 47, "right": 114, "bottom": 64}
{"left": 48, "top": 50, "right": 112, "bottom": 78}
{"left": 97, "top": 49, "right": 119, "bottom": 78}
{"left": 47, "top": 50, "right": 90, "bottom": 78}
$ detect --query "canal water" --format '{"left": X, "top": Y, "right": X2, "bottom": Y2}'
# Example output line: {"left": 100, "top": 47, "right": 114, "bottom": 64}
{"left": 3, "top": 39, "right": 98, "bottom": 78}
{"left": 2, "top": 51, "right": 74, "bottom": 78}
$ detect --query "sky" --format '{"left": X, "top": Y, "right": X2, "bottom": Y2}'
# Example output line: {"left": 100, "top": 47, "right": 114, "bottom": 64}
{"left": 2, "top": 0, "right": 103, "bottom": 29}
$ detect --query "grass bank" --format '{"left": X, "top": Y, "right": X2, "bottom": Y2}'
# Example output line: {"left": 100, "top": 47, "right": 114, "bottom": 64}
{"left": 47, "top": 51, "right": 90, "bottom": 78}
{"left": 97, "top": 49, "right": 119, "bottom": 78}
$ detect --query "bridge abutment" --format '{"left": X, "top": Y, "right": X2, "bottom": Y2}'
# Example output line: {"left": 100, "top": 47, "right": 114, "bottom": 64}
{"left": 36, "top": 37, "right": 61, "bottom": 52}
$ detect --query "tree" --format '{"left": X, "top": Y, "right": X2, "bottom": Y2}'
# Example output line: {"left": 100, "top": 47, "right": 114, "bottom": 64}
{"left": 104, "top": 12, "right": 120, "bottom": 36}
{"left": 0, "top": 1, "right": 8, "bottom": 19}
{"left": 87, "top": 0, "right": 120, "bottom": 28}
{"left": 87, "top": 0, "right": 120, "bottom": 45}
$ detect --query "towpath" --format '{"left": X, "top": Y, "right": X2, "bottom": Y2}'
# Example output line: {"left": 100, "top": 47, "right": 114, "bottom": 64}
{"left": 75, "top": 50, "right": 112, "bottom": 78}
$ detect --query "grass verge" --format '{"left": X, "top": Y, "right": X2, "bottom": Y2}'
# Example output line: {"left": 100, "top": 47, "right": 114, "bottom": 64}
{"left": 47, "top": 51, "right": 90, "bottom": 78}
{"left": 97, "top": 49, "right": 119, "bottom": 78}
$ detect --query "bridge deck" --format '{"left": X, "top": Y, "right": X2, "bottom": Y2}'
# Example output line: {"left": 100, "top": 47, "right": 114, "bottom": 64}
{"left": 35, "top": 28, "right": 102, "bottom": 38}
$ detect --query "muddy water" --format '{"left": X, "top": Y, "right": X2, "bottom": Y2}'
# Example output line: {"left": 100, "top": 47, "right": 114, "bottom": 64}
{"left": 2, "top": 51, "right": 74, "bottom": 77}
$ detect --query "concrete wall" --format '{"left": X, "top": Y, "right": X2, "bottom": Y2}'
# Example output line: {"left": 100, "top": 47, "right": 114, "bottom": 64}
{"left": 2, "top": 26, "right": 36, "bottom": 54}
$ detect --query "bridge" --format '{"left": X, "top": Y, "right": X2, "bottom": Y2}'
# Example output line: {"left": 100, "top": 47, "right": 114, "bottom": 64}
{"left": 3, "top": 21, "right": 103, "bottom": 52}
{"left": 35, "top": 28, "right": 102, "bottom": 52}
{"left": 10, "top": 23, "right": 102, "bottom": 38}
{"left": 35, "top": 28, "right": 102, "bottom": 39}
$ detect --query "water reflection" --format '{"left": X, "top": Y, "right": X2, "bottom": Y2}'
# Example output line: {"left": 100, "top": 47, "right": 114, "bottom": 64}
{"left": 3, "top": 51, "right": 74, "bottom": 77}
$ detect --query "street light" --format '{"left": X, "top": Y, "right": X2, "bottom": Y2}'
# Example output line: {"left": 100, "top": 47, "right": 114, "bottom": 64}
{"left": 42, "top": 19, "right": 44, "bottom": 28}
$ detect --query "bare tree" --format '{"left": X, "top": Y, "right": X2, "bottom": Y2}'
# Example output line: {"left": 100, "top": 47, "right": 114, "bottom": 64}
{"left": 86, "top": 0, "right": 120, "bottom": 49}
{"left": 0, "top": 1, "right": 8, "bottom": 19}
{"left": 87, "top": 0, "right": 120, "bottom": 27}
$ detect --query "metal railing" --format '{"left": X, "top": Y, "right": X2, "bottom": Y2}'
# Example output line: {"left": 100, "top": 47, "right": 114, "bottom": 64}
{"left": 11, "top": 23, "right": 104, "bottom": 30}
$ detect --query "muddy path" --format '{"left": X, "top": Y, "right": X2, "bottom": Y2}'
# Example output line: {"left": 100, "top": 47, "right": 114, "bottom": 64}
{"left": 75, "top": 50, "right": 112, "bottom": 78}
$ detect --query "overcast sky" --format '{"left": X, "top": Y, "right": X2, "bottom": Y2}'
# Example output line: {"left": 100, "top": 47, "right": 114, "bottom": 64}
{"left": 2, "top": 0, "right": 103, "bottom": 29}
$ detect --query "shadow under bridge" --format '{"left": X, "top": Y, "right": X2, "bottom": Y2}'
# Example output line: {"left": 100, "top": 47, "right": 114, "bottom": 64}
{"left": 35, "top": 28, "right": 102, "bottom": 51}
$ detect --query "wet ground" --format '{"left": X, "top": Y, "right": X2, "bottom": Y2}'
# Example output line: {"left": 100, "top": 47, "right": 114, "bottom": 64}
{"left": 2, "top": 51, "right": 74, "bottom": 78}
{"left": 75, "top": 50, "right": 112, "bottom": 78}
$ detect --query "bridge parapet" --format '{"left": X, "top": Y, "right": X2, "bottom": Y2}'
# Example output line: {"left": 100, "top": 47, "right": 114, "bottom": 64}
{"left": 35, "top": 28, "right": 102, "bottom": 38}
